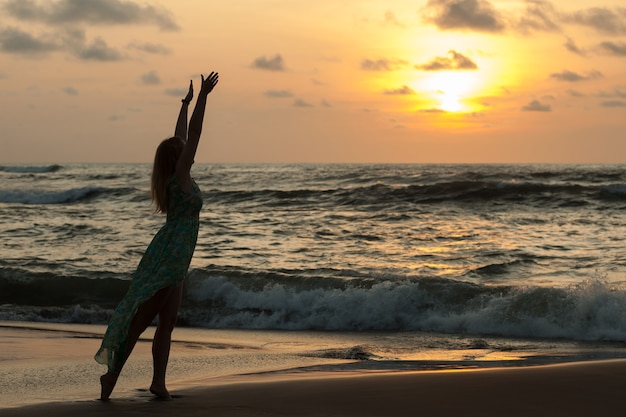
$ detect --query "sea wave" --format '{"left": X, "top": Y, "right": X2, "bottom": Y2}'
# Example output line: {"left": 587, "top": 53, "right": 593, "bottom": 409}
{"left": 180, "top": 270, "right": 626, "bottom": 341}
{"left": 3, "top": 266, "right": 626, "bottom": 342}
{"left": 205, "top": 180, "right": 626, "bottom": 209}
{"left": 0, "top": 164, "right": 62, "bottom": 173}
{"left": 0, "top": 186, "right": 135, "bottom": 204}
{"left": 0, "top": 268, "right": 130, "bottom": 307}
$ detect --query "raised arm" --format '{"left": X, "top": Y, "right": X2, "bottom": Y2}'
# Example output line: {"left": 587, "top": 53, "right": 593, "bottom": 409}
{"left": 174, "top": 81, "right": 194, "bottom": 141}
{"left": 175, "top": 72, "right": 219, "bottom": 191}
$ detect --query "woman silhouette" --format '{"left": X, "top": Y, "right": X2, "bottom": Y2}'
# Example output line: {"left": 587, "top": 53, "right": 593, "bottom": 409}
{"left": 95, "top": 71, "right": 219, "bottom": 401}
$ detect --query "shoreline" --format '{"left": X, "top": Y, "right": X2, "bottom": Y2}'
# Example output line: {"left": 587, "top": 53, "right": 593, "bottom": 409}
{"left": 3, "top": 360, "right": 626, "bottom": 416}
{"left": 3, "top": 321, "right": 626, "bottom": 415}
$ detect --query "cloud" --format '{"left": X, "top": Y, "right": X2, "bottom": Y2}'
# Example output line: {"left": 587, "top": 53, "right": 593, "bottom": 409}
{"left": 601, "top": 100, "right": 626, "bottom": 108}
{"left": 0, "top": 26, "right": 60, "bottom": 55}
{"left": 522, "top": 99, "right": 552, "bottom": 112}
{"left": 598, "top": 41, "right": 626, "bottom": 57}
{"left": 384, "top": 85, "right": 416, "bottom": 95}
{"left": 563, "top": 7, "right": 626, "bottom": 35}
{"left": 598, "top": 86, "right": 626, "bottom": 99}
{"left": 567, "top": 89, "right": 585, "bottom": 97}
{"left": 420, "top": 108, "right": 447, "bottom": 113}
{"left": 383, "top": 10, "right": 405, "bottom": 28}
{"left": 421, "top": 0, "right": 507, "bottom": 33}
{"left": 164, "top": 88, "right": 187, "bottom": 97}
{"left": 613, "top": 87, "right": 626, "bottom": 98}
{"left": 421, "top": 2, "right": 626, "bottom": 37}
{"left": 550, "top": 70, "right": 603, "bottom": 82}
{"left": 516, "top": 0, "right": 560, "bottom": 34}
{"left": 416, "top": 50, "right": 478, "bottom": 71}
{"left": 360, "top": 58, "right": 409, "bottom": 71}
{"left": 140, "top": 70, "right": 160, "bottom": 85}
{"left": 62, "top": 86, "right": 78, "bottom": 95}
{"left": 0, "top": 1, "right": 177, "bottom": 60}
{"left": 75, "top": 37, "right": 124, "bottom": 61}
{"left": 127, "top": 42, "right": 171, "bottom": 55}
{"left": 2, "top": 0, "right": 179, "bottom": 31}
{"left": 265, "top": 89, "right": 294, "bottom": 98}
{"left": 0, "top": 26, "right": 128, "bottom": 61}
{"left": 564, "top": 37, "right": 586, "bottom": 56}
{"left": 320, "top": 99, "right": 332, "bottom": 108}
{"left": 293, "top": 98, "right": 314, "bottom": 108}
{"left": 251, "top": 54, "right": 285, "bottom": 71}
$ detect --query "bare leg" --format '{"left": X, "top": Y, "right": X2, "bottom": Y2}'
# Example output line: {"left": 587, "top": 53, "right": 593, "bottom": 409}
{"left": 150, "top": 283, "right": 183, "bottom": 399}
{"left": 100, "top": 286, "right": 176, "bottom": 401}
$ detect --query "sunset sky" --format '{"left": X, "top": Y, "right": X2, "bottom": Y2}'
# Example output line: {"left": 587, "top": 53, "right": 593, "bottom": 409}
{"left": 1, "top": 0, "right": 626, "bottom": 163}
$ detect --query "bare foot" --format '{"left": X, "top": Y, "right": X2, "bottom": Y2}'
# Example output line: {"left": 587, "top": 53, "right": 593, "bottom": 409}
{"left": 149, "top": 383, "right": 171, "bottom": 400}
{"left": 100, "top": 373, "right": 118, "bottom": 401}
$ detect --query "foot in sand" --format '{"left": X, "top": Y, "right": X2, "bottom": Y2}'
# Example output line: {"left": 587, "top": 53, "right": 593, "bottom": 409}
{"left": 99, "top": 373, "right": 118, "bottom": 401}
{"left": 150, "top": 383, "right": 172, "bottom": 400}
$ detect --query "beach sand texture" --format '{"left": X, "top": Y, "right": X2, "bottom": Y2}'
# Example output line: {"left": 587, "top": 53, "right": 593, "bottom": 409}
{"left": 3, "top": 360, "right": 626, "bottom": 417}
{"left": 2, "top": 323, "right": 626, "bottom": 417}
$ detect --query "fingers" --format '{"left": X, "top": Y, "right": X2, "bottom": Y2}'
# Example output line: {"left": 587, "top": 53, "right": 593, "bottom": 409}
{"left": 204, "top": 72, "right": 219, "bottom": 87}
{"left": 197, "top": 71, "right": 219, "bottom": 94}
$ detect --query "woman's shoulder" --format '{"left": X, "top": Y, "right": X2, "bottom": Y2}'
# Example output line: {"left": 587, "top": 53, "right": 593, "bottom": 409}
{"left": 169, "top": 173, "right": 196, "bottom": 194}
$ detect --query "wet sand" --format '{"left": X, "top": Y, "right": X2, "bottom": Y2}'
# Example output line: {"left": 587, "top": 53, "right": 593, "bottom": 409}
{"left": 2, "top": 323, "right": 626, "bottom": 416}
{"left": 3, "top": 360, "right": 626, "bottom": 417}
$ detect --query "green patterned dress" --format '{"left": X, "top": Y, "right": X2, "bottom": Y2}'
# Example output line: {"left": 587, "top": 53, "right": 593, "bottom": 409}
{"left": 95, "top": 176, "right": 202, "bottom": 373}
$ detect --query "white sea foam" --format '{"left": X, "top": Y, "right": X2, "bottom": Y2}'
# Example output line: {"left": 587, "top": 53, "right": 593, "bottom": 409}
{"left": 181, "top": 271, "right": 626, "bottom": 342}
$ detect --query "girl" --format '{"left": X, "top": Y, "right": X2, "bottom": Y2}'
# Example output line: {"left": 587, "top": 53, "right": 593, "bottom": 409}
{"left": 95, "top": 71, "right": 219, "bottom": 401}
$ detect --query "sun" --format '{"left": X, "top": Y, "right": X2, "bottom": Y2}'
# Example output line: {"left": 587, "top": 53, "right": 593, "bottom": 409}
{"left": 418, "top": 71, "right": 482, "bottom": 113}
{"left": 439, "top": 92, "right": 464, "bottom": 113}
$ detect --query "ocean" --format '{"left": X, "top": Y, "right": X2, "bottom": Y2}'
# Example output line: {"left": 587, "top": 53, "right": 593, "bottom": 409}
{"left": 2, "top": 163, "right": 626, "bottom": 360}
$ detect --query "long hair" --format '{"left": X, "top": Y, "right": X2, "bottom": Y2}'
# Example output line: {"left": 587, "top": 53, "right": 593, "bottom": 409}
{"left": 151, "top": 137, "right": 184, "bottom": 213}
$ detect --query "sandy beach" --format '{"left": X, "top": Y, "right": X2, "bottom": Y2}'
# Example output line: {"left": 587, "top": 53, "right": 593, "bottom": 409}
{"left": 3, "top": 360, "right": 626, "bottom": 417}
{"left": 2, "top": 322, "right": 626, "bottom": 416}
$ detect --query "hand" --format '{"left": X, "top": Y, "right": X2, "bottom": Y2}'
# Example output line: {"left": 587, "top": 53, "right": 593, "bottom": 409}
{"left": 183, "top": 80, "right": 193, "bottom": 102}
{"left": 200, "top": 72, "right": 219, "bottom": 96}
